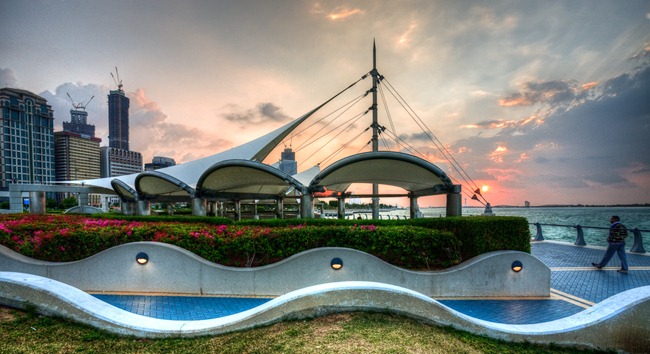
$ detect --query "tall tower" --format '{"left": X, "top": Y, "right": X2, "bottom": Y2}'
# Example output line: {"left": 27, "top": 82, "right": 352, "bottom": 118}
{"left": 108, "top": 67, "right": 129, "bottom": 150}
{"left": 101, "top": 68, "right": 142, "bottom": 178}
{"left": 279, "top": 147, "right": 297, "bottom": 175}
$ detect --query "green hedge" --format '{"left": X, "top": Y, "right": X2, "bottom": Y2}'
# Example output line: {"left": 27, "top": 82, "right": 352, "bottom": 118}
{"left": 236, "top": 216, "right": 531, "bottom": 260}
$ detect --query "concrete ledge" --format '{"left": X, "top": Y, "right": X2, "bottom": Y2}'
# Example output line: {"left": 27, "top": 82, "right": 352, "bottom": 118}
{"left": 0, "top": 242, "right": 548, "bottom": 297}
{"left": 0, "top": 272, "right": 648, "bottom": 352}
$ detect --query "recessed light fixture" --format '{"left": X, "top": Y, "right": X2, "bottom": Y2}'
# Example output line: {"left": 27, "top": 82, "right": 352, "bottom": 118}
{"left": 330, "top": 257, "right": 343, "bottom": 270}
{"left": 136, "top": 252, "right": 149, "bottom": 265}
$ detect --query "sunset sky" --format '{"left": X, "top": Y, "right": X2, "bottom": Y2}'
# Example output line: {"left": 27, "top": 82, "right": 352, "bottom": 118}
{"left": 2, "top": 0, "right": 649, "bottom": 207}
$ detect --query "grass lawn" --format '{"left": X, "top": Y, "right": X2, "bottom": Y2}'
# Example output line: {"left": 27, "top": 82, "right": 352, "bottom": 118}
{"left": 0, "top": 306, "right": 610, "bottom": 354}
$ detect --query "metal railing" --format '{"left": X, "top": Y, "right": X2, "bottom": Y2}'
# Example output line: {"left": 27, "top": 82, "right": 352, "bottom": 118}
{"left": 532, "top": 222, "right": 647, "bottom": 253}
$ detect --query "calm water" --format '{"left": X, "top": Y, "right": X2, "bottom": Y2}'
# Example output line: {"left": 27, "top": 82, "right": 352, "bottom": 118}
{"left": 376, "top": 206, "right": 650, "bottom": 250}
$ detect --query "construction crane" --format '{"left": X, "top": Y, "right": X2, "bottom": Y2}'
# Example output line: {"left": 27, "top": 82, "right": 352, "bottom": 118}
{"left": 110, "top": 66, "right": 123, "bottom": 91}
{"left": 66, "top": 93, "right": 95, "bottom": 111}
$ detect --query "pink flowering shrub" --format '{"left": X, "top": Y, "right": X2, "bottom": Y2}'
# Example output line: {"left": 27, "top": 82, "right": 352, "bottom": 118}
{"left": 0, "top": 214, "right": 461, "bottom": 269}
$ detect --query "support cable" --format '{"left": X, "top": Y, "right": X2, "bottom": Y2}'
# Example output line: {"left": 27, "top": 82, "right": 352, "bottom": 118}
{"left": 319, "top": 127, "right": 371, "bottom": 167}
{"left": 293, "top": 92, "right": 367, "bottom": 150}
{"left": 381, "top": 78, "right": 485, "bottom": 199}
{"left": 286, "top": 73, "right": 370, "bottom": 148}
{"left": 295, "top": 109, "right": 368, "bottom": 154}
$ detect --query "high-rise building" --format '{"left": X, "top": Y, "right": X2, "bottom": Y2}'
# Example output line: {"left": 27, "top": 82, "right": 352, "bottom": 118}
{"left": 145, "top": 156, "right": 176, "bottom": 171}
{"left": 54, "top": 131, "right": 101, "bottom": 181}
{"left": 279, "top": 147, "right": 297, "bottom": 175}
{"left": 100, "top": 146, "right": 142, "bottom": 177}
{"left": 102, "top": 74, "right": 142, "bottom": 178}
{"left": 108, "top": 89, "right": 129, "bottom": 150}
{"left": 62, "top": 108, "right": 95, "bottom": 137}
{"left": 0, "top": 88, "right": 55, "bottom": 191}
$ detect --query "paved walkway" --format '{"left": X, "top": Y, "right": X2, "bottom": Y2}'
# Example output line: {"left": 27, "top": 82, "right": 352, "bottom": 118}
{"left": 92, "top": 241, "right": 650, "bottom": 324}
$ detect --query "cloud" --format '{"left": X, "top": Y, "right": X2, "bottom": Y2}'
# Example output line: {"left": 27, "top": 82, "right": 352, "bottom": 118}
{"left": 39, "top": 82, "right": 108, "bottom": 137}
{"left": 222, "top": 102, "right": 291, "bottom": 126}
{"left": 499, "top": 80, "right": 587, "bottom": 107}
{"left": 454, "top": 59, "right": 650, "bottom": 203}
{"left": 40, "top": 83, "right": 232, "bottom": 164}
{"left": 128, "top": 89, "right": 232, "bottom": 163}
{"left": 0, "top": 68, "right": 18, "bottom": 88}
{"left": 311, "top": 3, "right": 365, "bottom": 21}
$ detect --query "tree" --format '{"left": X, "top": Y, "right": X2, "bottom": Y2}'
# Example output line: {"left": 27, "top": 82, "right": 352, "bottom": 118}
{"left": 60, "top": 196, "right": 78, "bottom": 210}
{"left": 46, "top": 198, "right": 57, "bottom": 209}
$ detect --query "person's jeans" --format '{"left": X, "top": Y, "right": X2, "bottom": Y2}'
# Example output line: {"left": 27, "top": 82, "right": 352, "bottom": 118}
{"left": 597, "top": 241, "right": 629, "bottom": 271}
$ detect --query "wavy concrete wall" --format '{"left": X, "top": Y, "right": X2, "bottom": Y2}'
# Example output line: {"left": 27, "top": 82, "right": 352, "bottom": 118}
{"left": 1, "top": 272, "right": 648, "bottom": 353}
{"left": 0, "top": 242, "right": 548, "bottom": 297}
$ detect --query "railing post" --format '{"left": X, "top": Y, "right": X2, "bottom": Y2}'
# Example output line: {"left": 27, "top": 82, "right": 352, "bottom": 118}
{"left": 630, "top": 228, "right": 646, "bottom": 253}
{"left": 574, "top": 225, "right": 586, "bottom": 246}
{"left": 533, "top": 223, "right": 544, "bottom": 241}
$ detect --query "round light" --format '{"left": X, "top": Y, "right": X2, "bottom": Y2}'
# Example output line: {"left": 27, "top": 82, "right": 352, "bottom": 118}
{"left": 136, "top": 252, "right": 149, "bottom": 265}
{"left": 330, "top": 257, "right": 343, "bottom": 270}
{"left": 511, "top": 260, "right": 522, "bottom": 272}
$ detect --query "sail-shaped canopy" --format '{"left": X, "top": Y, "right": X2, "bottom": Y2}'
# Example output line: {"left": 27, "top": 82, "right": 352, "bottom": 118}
{"left": 309, "top": 151, "right": 455, "bottom": 196}
{"left": 197, "top": 160, "right": 305, "bottom": 200}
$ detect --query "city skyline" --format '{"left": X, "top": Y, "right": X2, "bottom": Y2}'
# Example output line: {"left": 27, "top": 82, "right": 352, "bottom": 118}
{"left": 1, "top": 1, "right": 649, "bottom": 206}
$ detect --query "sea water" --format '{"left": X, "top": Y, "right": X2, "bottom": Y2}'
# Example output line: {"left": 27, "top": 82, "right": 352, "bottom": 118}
{"left": 378, "top": 206, "right": 650, "bottom": 250}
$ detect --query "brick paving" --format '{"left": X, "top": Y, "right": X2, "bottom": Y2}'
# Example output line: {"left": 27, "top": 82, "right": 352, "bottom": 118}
{"left": 92, "top": 242, "right": 650, "bottom": 324}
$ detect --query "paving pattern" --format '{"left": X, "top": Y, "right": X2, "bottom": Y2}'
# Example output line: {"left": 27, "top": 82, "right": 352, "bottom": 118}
{"left": 91, "top": 242, "right": 650, "bottom": 324}
{"left": 92, "top": 294, "right": 271, "bottom": 320}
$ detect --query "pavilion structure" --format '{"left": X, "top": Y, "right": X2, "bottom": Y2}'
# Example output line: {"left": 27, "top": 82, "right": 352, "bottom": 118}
{"left": 9, "top": 43, "right": 463, "bottom": 219}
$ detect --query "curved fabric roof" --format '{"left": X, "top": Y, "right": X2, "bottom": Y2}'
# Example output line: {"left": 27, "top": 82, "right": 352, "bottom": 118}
{"left": 135, "top": 171, "right": 196, "bottom": 201}
{"left": 110, "top": 179, "right": 138, "bottom": 202}
{"left": 309, "top": 151, "right": 455, "bottom": 196}
{"left": 197, "top": 160, "right": 305, "bottom": 200}
{"left": 69, "top": 107, "right": 321, "bottom": 194}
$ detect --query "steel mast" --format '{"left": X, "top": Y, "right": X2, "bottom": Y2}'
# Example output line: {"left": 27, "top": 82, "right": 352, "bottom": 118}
{"left": 370, "top": 40, "right": 380, "bottom": 219}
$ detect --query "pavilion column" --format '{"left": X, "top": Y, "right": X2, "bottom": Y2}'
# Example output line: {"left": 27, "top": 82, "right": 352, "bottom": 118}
{"left": 446, "top": 185, "right": 463, "bottom": 217}
{"left": 121, "top": 201, "right": 136, "bottom": 215}
{"left": 337, "top": 197, "right": 346, "bottom": 219}
{"left": 276, "top": 199, "right": 284, "bottom": 219}
{"left": 234, "top": 200, "right": 242, "bottom": 221}
{"left": 136, "top": 200, "right": 151, "bottom": 216}
{"left": 409, "top": 195, "right": 419, "bottom": 219}
{"left": 78, "top": 192, "right": 89, "bottom": 214}
{"left": 101, "top": 196, "right": 109, "bottom": 212}
{"left": 210, "top": 202, "right": 218, "bottom": 216}
{"left": 29, "top": 191, "right": 46, "bottom": 214}
{"left": 192, "top": 197, "right": 206, "bottom": 216}
{"left": 300, "top": 194, "right": 314, "bottom": 219}
{"left": 9, "top": 185, "right": 23, "bottom": 213}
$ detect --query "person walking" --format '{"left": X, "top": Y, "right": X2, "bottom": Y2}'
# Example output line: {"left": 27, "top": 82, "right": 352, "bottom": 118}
{"left": 592, "top": 215, "right": 629, "bottom": 274}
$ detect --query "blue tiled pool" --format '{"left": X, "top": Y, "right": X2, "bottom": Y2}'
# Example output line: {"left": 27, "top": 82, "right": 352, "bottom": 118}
{"left": 438, "top": 299, "right": 583, "bottom": 324}
{"left": 92, "top": 294, "right": 272, "bottom": 320}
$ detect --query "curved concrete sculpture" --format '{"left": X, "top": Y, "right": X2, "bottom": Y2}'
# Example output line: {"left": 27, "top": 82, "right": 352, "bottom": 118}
{"left": 0, "top": 272, "right": 648, "bottom": 353}
{"left": 0, "top": 242, "right": 548, "bottom": 297}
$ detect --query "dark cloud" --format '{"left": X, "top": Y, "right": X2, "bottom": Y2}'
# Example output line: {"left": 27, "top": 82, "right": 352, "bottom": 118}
{"left": 454, "top": 62, "right": 650, "bottom": 195}
{"left": 0, "top": 68, "right": 18, "bottom": 87}
{"left": 223, "top": 102, "right": 291, "bottom": 125}
{"left": 499, "top": 80, "right": 586, "bottom": 107}
{"left": 398, "top": 132, "right": 431, "bottom": 142}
